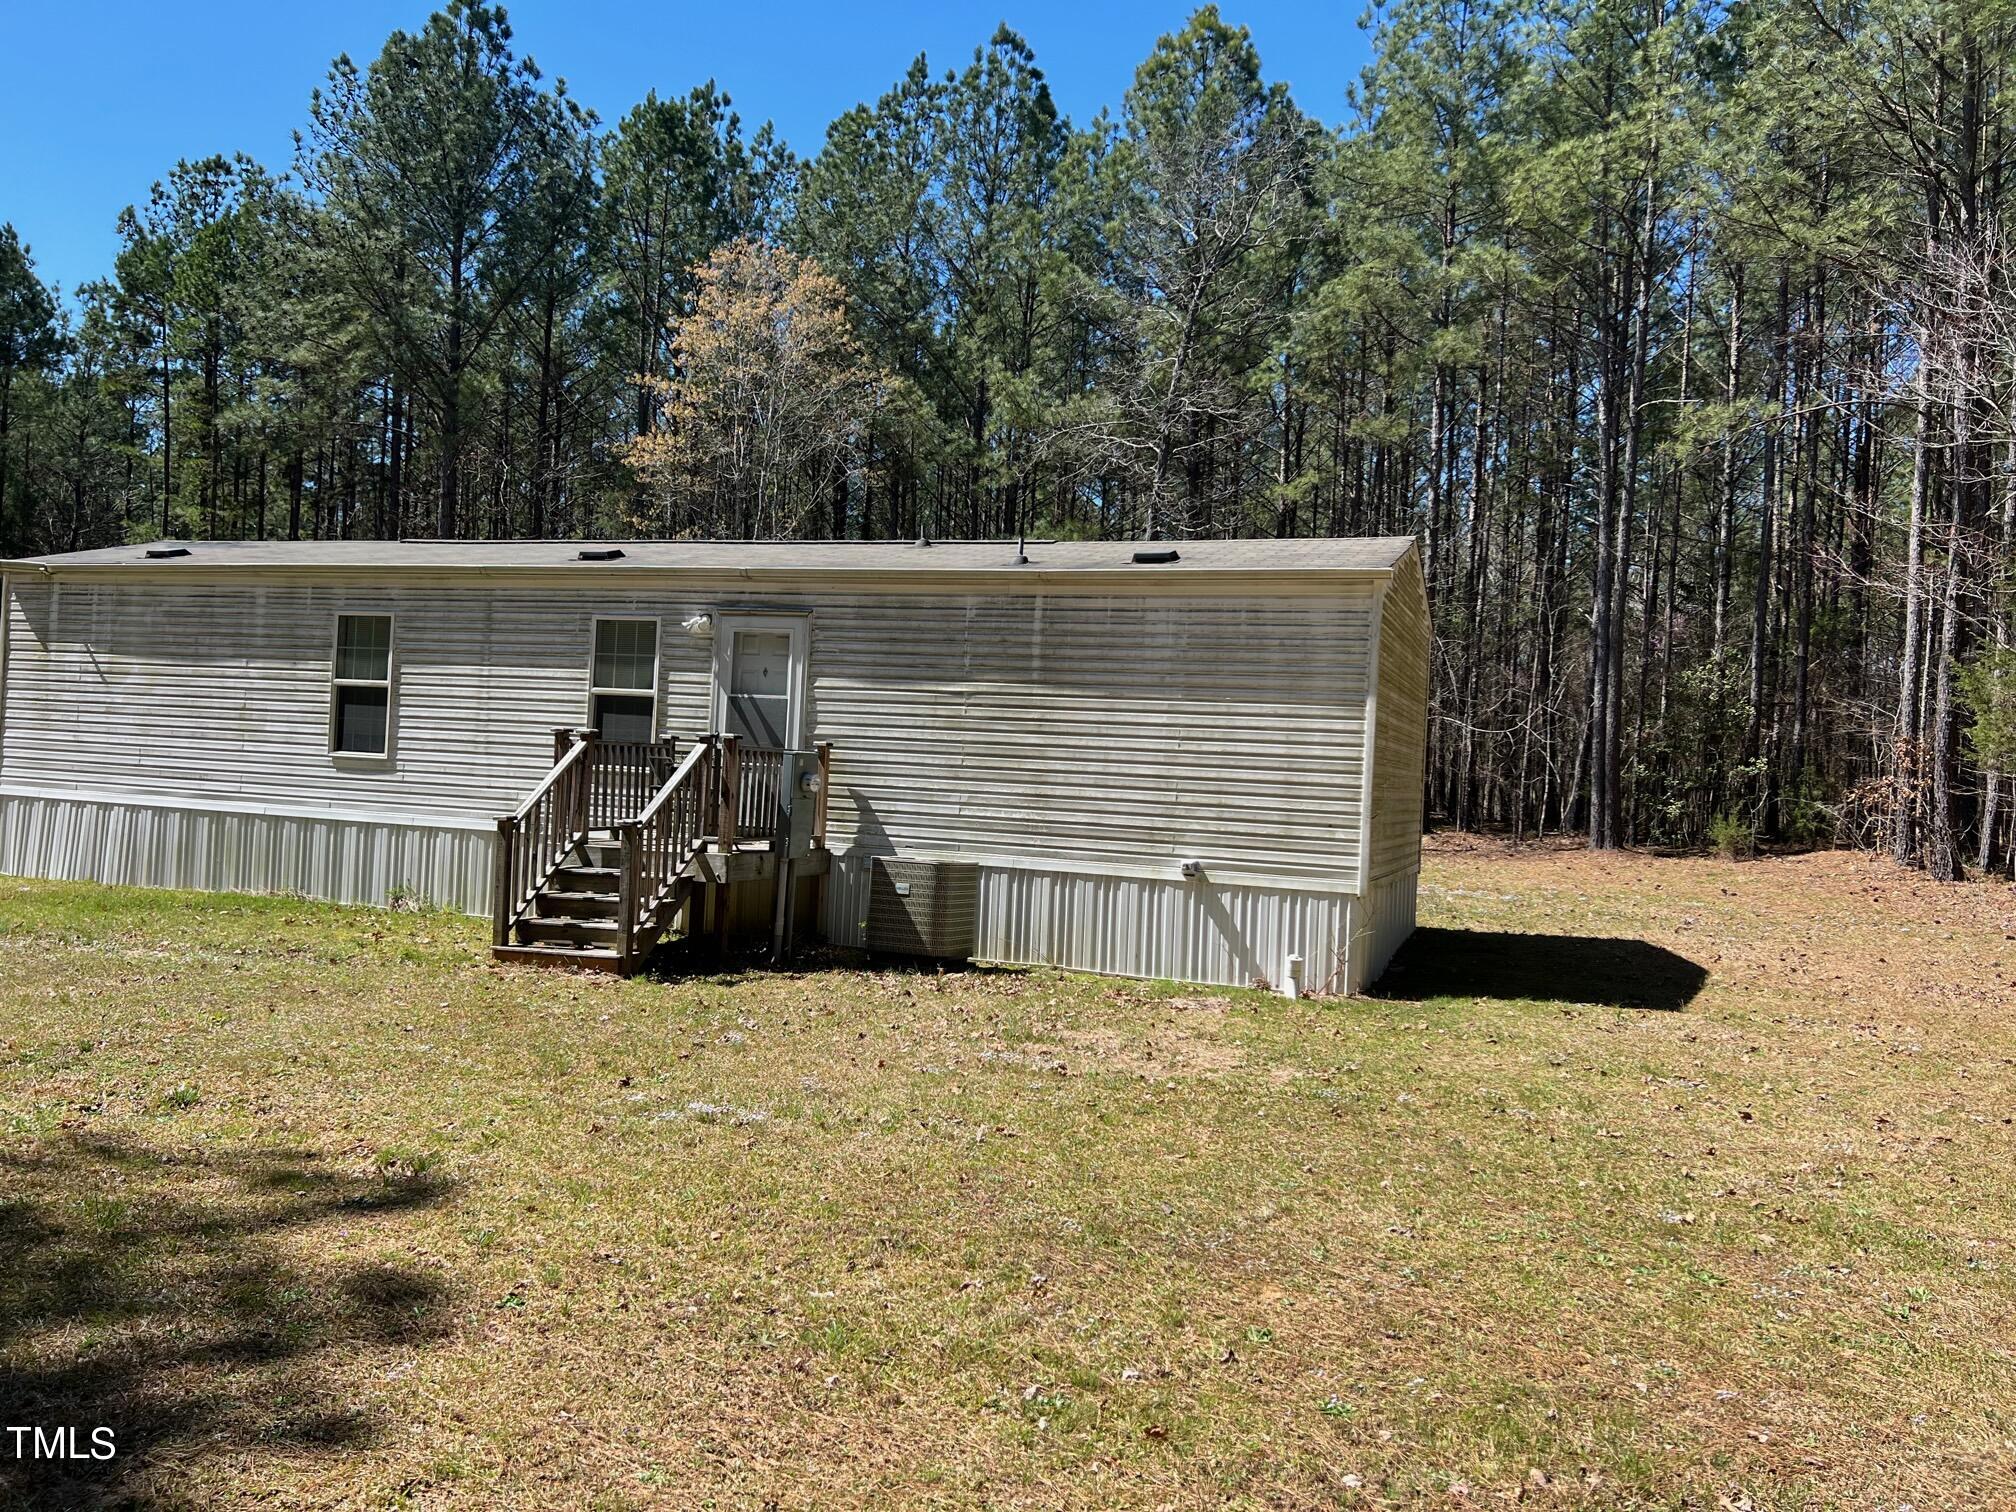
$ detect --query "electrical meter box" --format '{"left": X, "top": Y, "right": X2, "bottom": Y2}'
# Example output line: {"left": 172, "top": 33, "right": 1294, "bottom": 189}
{"left": 776, "top": 749, "right": 820, "bottom": 860}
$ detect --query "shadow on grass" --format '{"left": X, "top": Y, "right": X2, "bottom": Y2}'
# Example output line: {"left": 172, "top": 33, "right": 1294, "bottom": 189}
{"left": 1371, "top": 927, "right": 1707, "bottom": 1010}
{"left": 638, "top": 936, "right": 998, "bottom": 984}
{"left": 0, "top": 1134, "right": 453, "bottom": 1508}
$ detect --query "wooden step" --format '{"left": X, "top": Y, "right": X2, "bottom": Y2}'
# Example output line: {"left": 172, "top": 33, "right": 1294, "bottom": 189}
{"left": 549, "top": 865, "right": 621, "bottom": 893}
{"left": 491, "top": 943, "right": 622, "bottom": 973}
{"left": 536, "top": 889, "right": 622, "bottom": 919}
{"left": 517, "top": 915, "right": 622, "bottom": 947}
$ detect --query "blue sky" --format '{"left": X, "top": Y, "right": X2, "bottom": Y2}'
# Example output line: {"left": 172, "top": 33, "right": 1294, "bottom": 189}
{"left": 0, "top": 0, "right": 1373, "bottom": 301}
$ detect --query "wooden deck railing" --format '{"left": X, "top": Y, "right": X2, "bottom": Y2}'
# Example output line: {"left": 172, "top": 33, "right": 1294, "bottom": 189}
{"left": 734, "top": 743, "right": 787, "bottom": 841}
{"left": 587, "top": 738, "right": 681, "bottom": 831}
{"left": 615, "top": 741, "right": 720, "bottom": 971}
{"left": 494, "top": 728, "right": 836, "bottom": 967}
{"left": 493, "top": 733, "right": 592, "bottom": 946}
{"left": 708, "top": 738, "right": 832, "bottom": 845}
{"left": 813, "top": 740, "right": 831, "bottom": 845}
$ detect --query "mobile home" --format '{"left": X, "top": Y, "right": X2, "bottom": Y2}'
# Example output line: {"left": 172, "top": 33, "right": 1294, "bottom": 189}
{"left": 0, "top": 536, "right": 1427, "bottom": 992}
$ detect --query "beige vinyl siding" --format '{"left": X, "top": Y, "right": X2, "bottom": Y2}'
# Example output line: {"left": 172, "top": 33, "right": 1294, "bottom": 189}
{"left": 1367, "top": 552, "right": 1430, "bottom": 881}
{"left": 4, "top": 579, "right": 696, "bottom": 822}
{"left": 4, "top": 575, "right": 1373, "bottom": 887}
{"left": 808, "top": 588, "right": 1373, "bottom": 883}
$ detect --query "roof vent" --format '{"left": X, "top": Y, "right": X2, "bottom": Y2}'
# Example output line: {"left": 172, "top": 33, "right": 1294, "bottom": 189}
{"left": 577, "top": 546, "right": 625, "bottom": 562}
{"left": 144, "top": 545, "right": 191, "bottom": 560}
{"left": 1132, "top": 548, "right": 1180, "bottom": 565}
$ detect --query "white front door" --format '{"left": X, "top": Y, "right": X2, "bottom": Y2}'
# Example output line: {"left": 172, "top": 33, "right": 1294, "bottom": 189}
{"left": 713, "top": 614, "right": 809, "bottom": 749}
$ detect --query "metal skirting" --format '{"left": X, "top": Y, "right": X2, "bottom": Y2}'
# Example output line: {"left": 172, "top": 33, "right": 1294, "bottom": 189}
{"left": 1354, "top": 862, "right": 1419, "bottom": 995}
{"left": 0, "top": 791, "right": 493, "bottom": 914}
{"left": 823, "top": 851, "right": 1365, "bottom": 993}
{"left": 0, "top": 793, "right": 1414, "bottom": 993}
{"left": 1356, "top": 865, "right": 1419, "bottom": 991}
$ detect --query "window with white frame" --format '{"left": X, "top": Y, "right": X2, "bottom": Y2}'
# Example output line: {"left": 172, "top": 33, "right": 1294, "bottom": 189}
{"left": 330, "top": 613, "right": 394, "bottom": 756}
{"left": 590, "top": 618, "right": 659, "bottom": 742}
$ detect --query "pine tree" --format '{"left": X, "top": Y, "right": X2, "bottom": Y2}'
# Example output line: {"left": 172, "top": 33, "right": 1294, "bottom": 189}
{"left": 0, "top": 224, "right": 63, "bottom": 547}
{"left": 298, "top": 0, "right": 595, "bottom": 536}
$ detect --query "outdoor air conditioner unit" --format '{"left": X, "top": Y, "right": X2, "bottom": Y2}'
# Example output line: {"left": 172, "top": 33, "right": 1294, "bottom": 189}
{"left": 866, "top": 857, "right": 979, "bottom": 961}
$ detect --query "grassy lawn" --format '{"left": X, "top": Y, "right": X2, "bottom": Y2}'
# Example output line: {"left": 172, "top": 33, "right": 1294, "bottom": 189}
{"left": 2, "top": 839, "right": 2014, "bottom": 1509}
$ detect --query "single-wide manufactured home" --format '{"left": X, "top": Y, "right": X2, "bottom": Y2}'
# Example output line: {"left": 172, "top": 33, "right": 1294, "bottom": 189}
{"left": 0, "top": 536, "right": 1428, "bottom": 993}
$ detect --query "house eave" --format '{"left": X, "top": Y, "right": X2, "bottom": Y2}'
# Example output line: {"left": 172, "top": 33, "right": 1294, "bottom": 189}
{"left": 0, "top": 560, "right": 1405, "bottom": 591}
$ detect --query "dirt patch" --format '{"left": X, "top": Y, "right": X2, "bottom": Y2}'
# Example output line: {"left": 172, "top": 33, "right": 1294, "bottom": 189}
{"left": 1044, "top": 1022, "right": 1246, "bottom": 1078}
{"left": 1159, "top": 994, "right": 1236, "bottom": 1014}
{"left": 1035, "top": 992, "right": 1247, "bottom": 1077}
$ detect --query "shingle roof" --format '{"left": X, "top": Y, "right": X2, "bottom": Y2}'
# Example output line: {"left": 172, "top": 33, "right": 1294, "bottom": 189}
{"left": 4, "top": 536, "right": 1418, "bottom": 577}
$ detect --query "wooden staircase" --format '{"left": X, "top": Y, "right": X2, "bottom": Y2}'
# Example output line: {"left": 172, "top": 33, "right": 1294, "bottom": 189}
{"left": 490, "top": 728, "right": 827, "bottom": 976}
{"left": 493, "top": 838, "right": 634, "bottom": 969}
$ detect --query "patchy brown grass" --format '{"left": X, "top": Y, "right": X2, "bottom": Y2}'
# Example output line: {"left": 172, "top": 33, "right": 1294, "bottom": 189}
{"left": 0, "top": 841, "right": 2013, "bottom": 1509}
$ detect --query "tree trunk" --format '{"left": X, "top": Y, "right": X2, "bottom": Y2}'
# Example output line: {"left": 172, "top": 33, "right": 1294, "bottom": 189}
{"left": 1894, "top": 336, "right": 1933, "bottom": 866}
{"left": 1714, "top": 271, "right": 1743, "bottom": 666}
{"left": 1603, "top": 153, "right": 1658, "bottom": 847}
